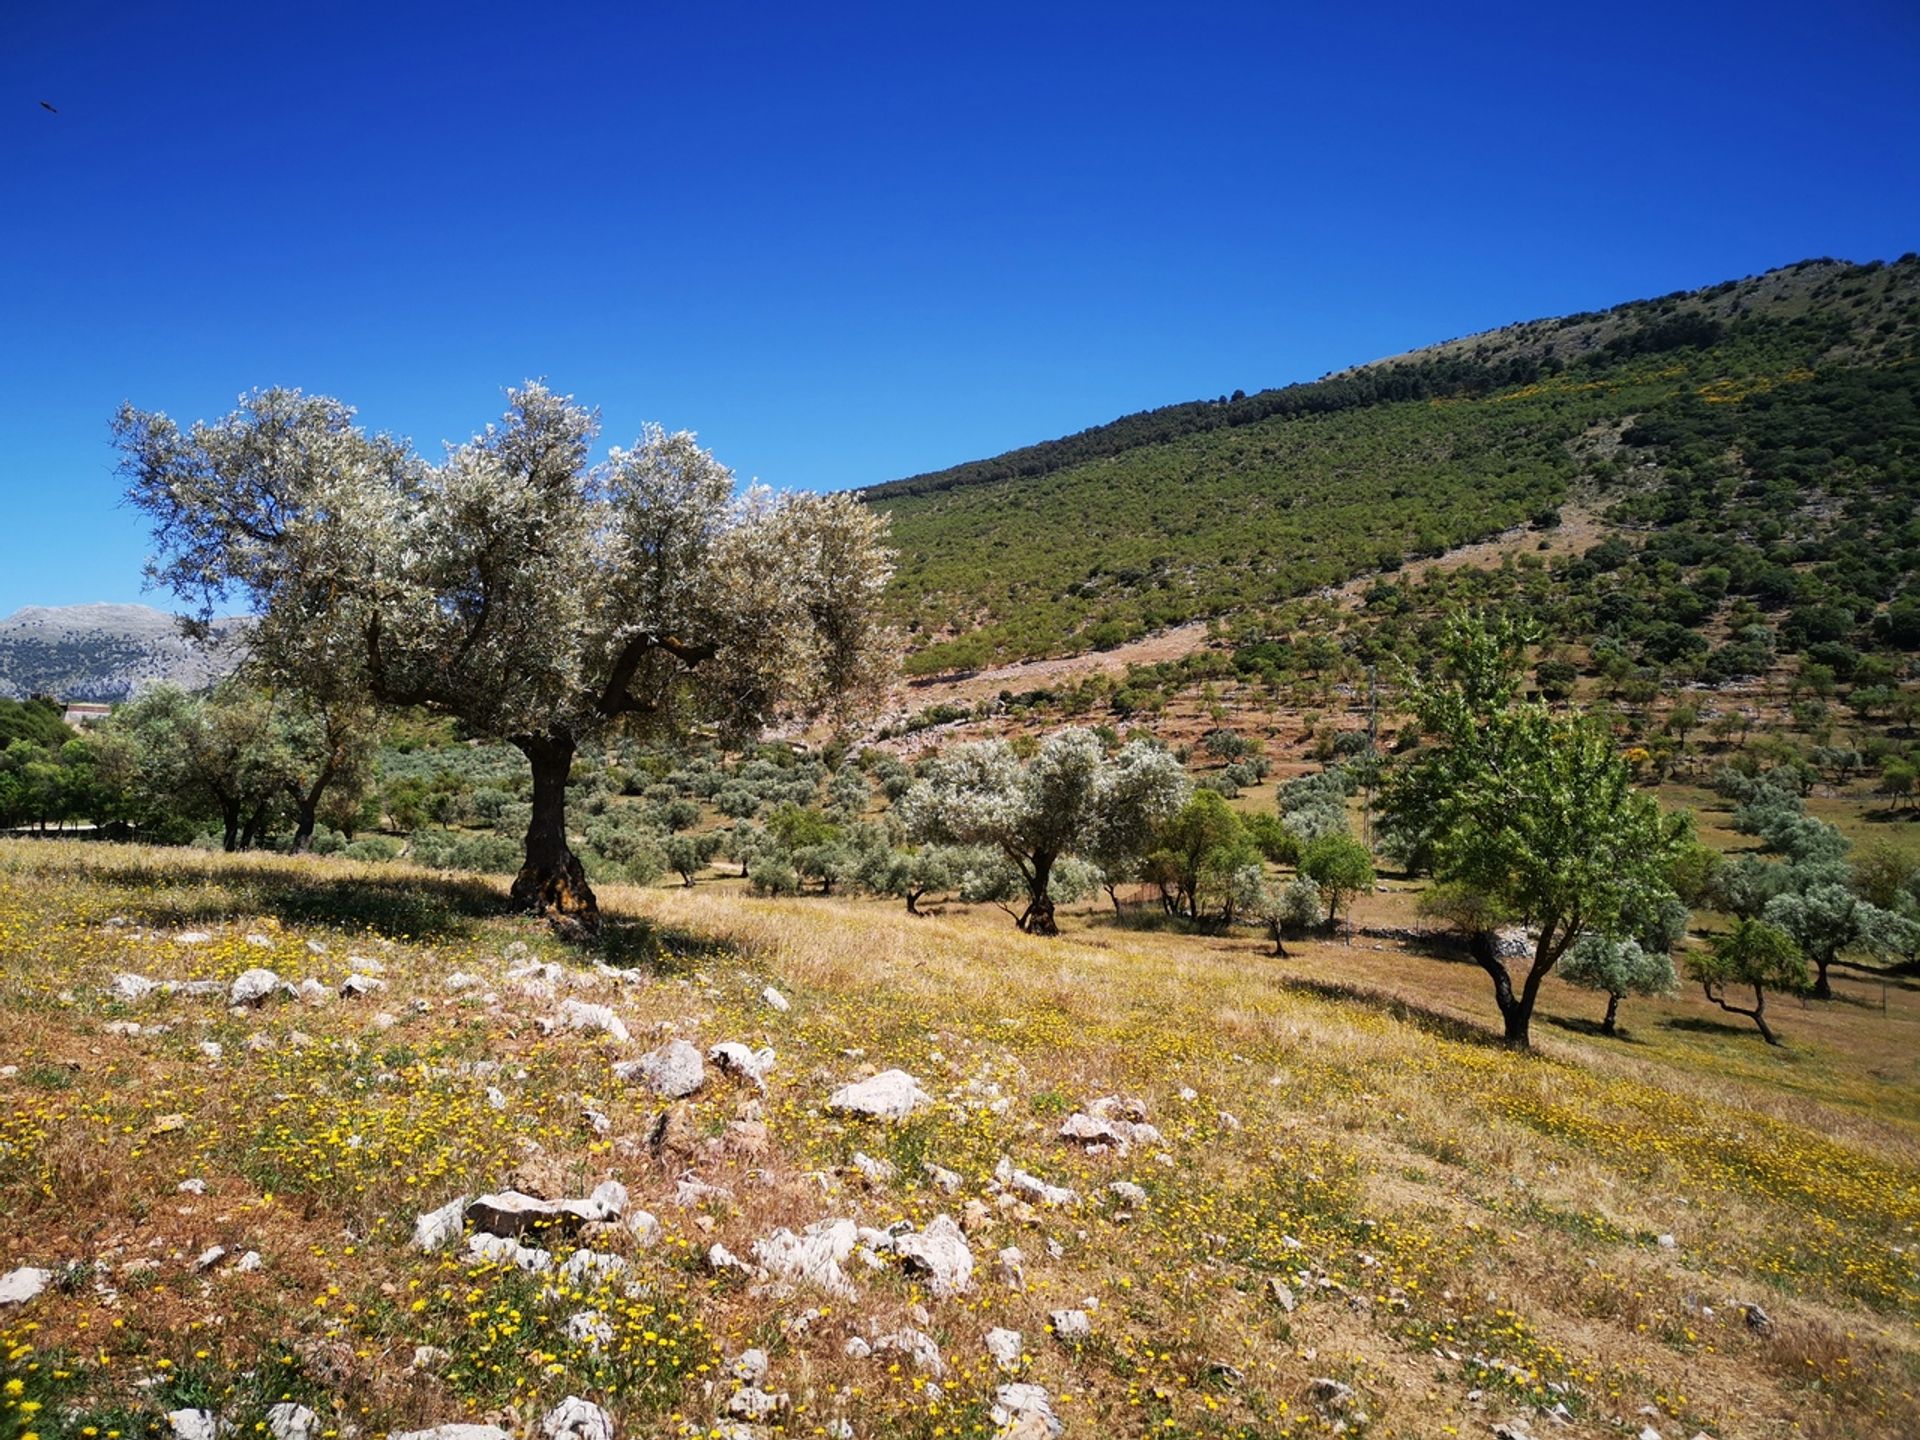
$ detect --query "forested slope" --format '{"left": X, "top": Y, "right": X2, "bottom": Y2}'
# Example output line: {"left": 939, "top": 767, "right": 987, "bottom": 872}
{"left": 868, "top": 256, "right": 1920, "bottom": 675}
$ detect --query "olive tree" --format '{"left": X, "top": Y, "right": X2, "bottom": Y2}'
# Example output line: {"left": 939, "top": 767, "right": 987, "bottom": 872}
{"left": 1691, "top": 917, "right": 1810, "bottom": 1045}
{"left": 118, "top": 384, "right": 894, "bottom": 933}
{"left": 1379, "top": 615, "right": 1689, "bottom": 1047}
{"left": 898, "top": 728, "right": 1188, "bottom": 934}
{"left": 1557, "top": 890, "right": 1686, "bottom": 1035}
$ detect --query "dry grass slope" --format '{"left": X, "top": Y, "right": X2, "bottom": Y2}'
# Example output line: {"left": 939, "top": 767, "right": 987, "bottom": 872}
{"left": 2, "top": 841, "right": 1917, "bottom": 1439}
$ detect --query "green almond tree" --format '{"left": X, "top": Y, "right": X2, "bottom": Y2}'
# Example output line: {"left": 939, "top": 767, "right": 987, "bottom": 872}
{"left": 1380, "top": 615, "right": 1690, "bottom": 1047}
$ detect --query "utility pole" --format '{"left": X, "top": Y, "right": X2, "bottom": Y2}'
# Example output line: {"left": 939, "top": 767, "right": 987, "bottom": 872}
{"left": 1362, "top": 664, "right": 1378, "bottom": 850}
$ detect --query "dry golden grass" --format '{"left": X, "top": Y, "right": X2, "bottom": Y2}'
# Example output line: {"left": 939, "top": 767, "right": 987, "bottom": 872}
{"left": 3, "top": 840, "right": 1918, "bottom": 1440}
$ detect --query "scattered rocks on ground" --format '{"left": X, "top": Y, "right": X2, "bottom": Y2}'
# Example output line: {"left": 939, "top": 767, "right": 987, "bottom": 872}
{"left": 895, "top": 1213, "right": 974, "bottom": 1298}
{"left": 726, "top": 1387, "right": 788, "bottom": 1422}
{"left": 340, "top": 974, "right": 385, "bottom": 998}
{"left": 165, "top": 1409, "right": 225, "bottom": 1440}
{"left": 111, "top": 973, "right": 158, "bottom": 1002}
{"left": 466, "top": 1234, "right": 552, "bottom": 1273}
{"left": 614, "top": 1040, "right": 705, "bottom": 1097}
{"left": 753, "top": 1217, "right": 858, "bottom": 1297}
{"left": 552, "top": 999, "right": 630, "bottom": 1044}
{"left": 709, "top": 1041, "right": 776, "bottom": 1086}
{"left": 540, "top": 1396, "right": 613, "bottom": 1440}
{"left": 390, "top": 1427, "right": 514, "bottom": 1440}
{"left": 996, "top": 1156, "right": 1079, "bottom": 1207}
{"left": 985, "top": 1326, "right": 1023, "bottom": 1370}
{"left": 923, "top": 1161, "right": 963, "bottom": 1193}
{"left": 762, "top": 986, "right": 790, "bottom": 1012}
{"left": 826, "top": 1069, "right": 931, "bottom": 1120}
{"left": 994, "top": 1246, "right": 1025, "bottom": 1290}
{"left": 1048, "top": 1308, "right": 1091, "bottom": 1342}
{"left": 1308, "top": 1377, "right": 1356, "bottom": 1411}
{"left": 466, "top": 1187, "right": 622, "bottom": 1239}
{"left": 991, "top": 1383, "right": 1061, "bottom": 1438}
{"left": 229, "top": 968, "right": 281, "bottom": 1006}
{"left": 0, "top": 1266, "right": 51, "bottom": 1305}
{"left": 266, "top": 1404, "right": 319, "bottom": 1440}
{"left": 413, "top": 1195, "right": 470, "bottom": 1251}
{"left": 871, "top": 1327, "right": 945, "bottom": 1377}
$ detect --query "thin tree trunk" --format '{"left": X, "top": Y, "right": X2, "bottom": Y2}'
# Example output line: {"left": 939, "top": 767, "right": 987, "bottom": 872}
{"left": 220, "top": 798, "right": 241, "bottom": 853}
{"left": 288, "top": 765, "right": 334, "bottom": 854}
{"left": 1751, "top": 983, "right": 1777, "bottom": 1045}
{"left": 1602, "top": 991, "right": 1621, "bottom": 1035}
{"left": 509, "top": 728, "right": 599, "bottom": 936}
{"left": 1811, "top": 956, "right": 1833, "bottom": 1001}
{"left": 239, "top": 800, "right": 270, "bottom": 850}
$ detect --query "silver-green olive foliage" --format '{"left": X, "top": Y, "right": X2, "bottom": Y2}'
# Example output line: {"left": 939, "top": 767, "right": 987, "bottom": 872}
{"left": 117, "top": 383, "right": 896, "bottom": 931}
{"left": 898, "top": 728, "right": 1188, "bottom": 935}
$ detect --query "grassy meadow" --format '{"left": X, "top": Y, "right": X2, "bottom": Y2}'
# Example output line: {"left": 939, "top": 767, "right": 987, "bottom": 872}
{"left": 2, "top": 841, "right": 1916, "bottom": 1439}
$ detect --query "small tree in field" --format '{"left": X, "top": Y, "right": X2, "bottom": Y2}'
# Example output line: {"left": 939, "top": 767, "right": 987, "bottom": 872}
{"left": 898, "top": 728, "right": 1187, "bottom": 934}
{"left": 1299, "top": 832, "right": 1375, "bottom": 929}
{"left": 118, "top": 385, "right": 893, "bottom": 934}
{"left": 1557, "top": 885, "right": 1688, "bottom": 1035}
{"left": 1379, "top": 615, "right": 1689, "bottom": 1047}
{"left": 1230, "top": 865, "right": 1321, "bottom": 955}
{"left": 1691, "top": 918, "right": 1810, "bottom": 1045}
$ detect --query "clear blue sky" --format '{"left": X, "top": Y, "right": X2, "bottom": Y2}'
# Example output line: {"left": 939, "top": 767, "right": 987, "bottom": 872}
{"left": 3, "top": 0, "right": 1917, "bottom": 614}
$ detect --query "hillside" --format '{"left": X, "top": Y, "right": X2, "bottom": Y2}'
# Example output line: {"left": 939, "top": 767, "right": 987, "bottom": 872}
{"left": 4, "top": 841, "right": 1918, "bottom": 1440}
{"left": 867, "top": 256, "right": 1920, "bottom": 675}
{"left": 0, "top": 603, "right": 242, "bottom": 701}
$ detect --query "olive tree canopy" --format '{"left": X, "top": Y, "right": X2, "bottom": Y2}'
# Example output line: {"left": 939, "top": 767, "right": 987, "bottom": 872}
{"left": 897, "top": 728, "right": 1188, "bottom": 934}
{"left": 118, "top": 383, "right": 895, "bottom": 932}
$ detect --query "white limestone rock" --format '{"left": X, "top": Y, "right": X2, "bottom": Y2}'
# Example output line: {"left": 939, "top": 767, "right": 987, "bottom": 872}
{"left": 554, "top": 999, "right": 629, "bottom": 1045}
{"left": 1049, "top": 1308, "right": 1091, "bottom": 1341}
{"left": 827, "top": 1069, "right": 931, "bottom": 1120}
{"left": 613, "top": 1040, "right": 705, "bottom": 1097}
{"left": 872, "top": 1327, "right": 945, "bottom": 1377}
{"left": 752, "top": 1217, "right": 859, "bottom": 1298}
{"left": 985, "top": 1326, "right": 1023, "bottom": 1371}
{"left": 230, "top": 968, "right": 281, "bottom": 1006}
{"left": 894, "top": 1214, "right": 974, "bottom": 1298}
{"left": 166, "top": 1410, "right": 227, "bottom": 1440}
{"left": 540, "top": 1396, "right": 613, "bottom": 1440}
{"left": 266, "top": 1404, "right": 319, "bottom": 1440}
{"left": 111, "top": 973, "right": 158, "bottom": 1002}
{"left": 991, "top": 1384, "right": 1062, "bottom": 1437}
{"left": 465, "top": 1234, "right": 552, "bottom": 1273}
{"left": 0, "top": 1266, "right": 52, "bottom": 1305}
{"left": 708, "top": 1041, "right": 776, "bottom": 1086}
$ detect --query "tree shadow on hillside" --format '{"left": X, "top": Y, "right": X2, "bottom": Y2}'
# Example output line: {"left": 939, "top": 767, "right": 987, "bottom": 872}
{"left": 1542, "top": 1013, "right": 1648, "bottom": 1044}
{"left": 95, "top": 861, "right": 506, "bottom": 942}
{"left": 1662, "top": 1015, "right": 1772, "bottom": 1042}
{"left": 93, "top": 860, "right": 732, "bottom": 977}
{"left": 1273, "top": 975, "right": 1514, "bottom": 1051}
{"left": 592, "top": 910, "right": 735, "bottom": 977}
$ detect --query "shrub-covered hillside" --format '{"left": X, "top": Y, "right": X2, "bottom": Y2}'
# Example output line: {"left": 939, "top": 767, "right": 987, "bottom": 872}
{"left": 869, "top": 256, "right": 1920, "bottom": 675}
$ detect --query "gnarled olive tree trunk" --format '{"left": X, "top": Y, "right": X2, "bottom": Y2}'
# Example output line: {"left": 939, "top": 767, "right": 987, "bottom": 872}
{"left": 1017, "top": 852, "right": 1059, "bottom": 936}
{"left": 509, "top": 728, "right": 598, "bottom": 935}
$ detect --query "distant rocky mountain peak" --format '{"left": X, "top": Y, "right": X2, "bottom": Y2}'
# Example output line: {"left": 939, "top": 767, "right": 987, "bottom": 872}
{"left": 0, "top": 603, "right": 244, "bottom": 702}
